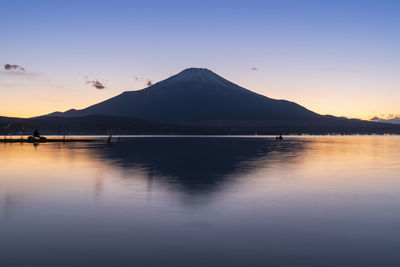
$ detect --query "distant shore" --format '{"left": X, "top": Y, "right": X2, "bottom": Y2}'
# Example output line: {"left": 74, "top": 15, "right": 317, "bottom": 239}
{"left": 0, "top": 137, "right": 100, "bottom": 143}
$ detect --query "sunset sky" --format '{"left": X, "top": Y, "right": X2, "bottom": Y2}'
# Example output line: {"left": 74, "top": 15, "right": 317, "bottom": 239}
{"left": 1, "top": 0, "right": 399, "bottom": 119}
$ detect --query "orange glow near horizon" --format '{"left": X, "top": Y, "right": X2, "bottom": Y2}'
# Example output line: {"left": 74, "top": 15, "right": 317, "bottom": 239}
{"left": 0, "top": 93, "right": 395, "bottom": 121}
{"left": 0, "top": 84, "right": 397, "bottom": 121}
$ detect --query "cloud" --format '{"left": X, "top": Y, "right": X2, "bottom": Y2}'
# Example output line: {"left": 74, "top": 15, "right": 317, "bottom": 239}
{"left": 134, "top": 75, "right": 145, "bottom": 81}
{"left": 382, "top": 114, "right": 399, "bottom": 120}
{"left": 146, "top": 80, "right": 153, "bottom": 87}
{"left": 251, "top": 67, "right": 258, "bottom": 71}
{"left": 4, "top": 64, "right": 25, "bottom": 71}
{"left": 86, "top": 80, "right": 106, "bottom": 89}
{"left": 83, "top": 75, "right": 107, "bottom": 89}
{"left": 133, "top": 75, "right": 154, "bottom": 87}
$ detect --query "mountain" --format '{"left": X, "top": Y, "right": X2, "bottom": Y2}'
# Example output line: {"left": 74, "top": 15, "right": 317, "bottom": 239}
{"left": 27, "top": 67, "right": 400, "bottom": 134}
{"left": 49, "top": 68, "right": 319, "bottom": 122}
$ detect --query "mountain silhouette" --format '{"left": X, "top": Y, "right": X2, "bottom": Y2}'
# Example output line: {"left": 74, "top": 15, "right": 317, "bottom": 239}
{"left": 2, "top": 67, "right": 399, "bottom": 135}
{"left": 50, "top": 68, "right": 319, "bottom": 122}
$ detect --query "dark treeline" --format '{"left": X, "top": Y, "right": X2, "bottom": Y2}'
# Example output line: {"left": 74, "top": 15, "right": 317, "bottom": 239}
{"left": 1, "top": 115, "right": 400, "bottom": 135}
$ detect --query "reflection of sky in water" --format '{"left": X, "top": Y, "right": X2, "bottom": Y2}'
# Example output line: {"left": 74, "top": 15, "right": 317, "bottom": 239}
{"left": 1, "top": 137, "right": 400, "bottom": 267}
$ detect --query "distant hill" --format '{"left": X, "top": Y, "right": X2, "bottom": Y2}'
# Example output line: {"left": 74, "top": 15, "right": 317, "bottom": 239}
{"left": 370, "top": 116, "right": 400, "bottom": 125}
{"left": 1, "top": 114, "right": 400, "bottom": 135}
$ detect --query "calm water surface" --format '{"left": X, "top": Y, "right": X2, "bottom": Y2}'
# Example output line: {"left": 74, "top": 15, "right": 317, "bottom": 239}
{"left": 1, "top": 136, "right": 400, "bottom": 266}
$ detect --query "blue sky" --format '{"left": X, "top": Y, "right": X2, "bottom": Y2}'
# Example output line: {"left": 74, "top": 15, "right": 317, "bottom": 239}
{"left": 1, "top": 0, "right": 399, "bottom": 118}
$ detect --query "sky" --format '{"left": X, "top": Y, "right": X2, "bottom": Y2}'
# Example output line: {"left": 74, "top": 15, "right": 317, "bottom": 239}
{"left": 1, "top": 0, "right": 399, "bottom": 119}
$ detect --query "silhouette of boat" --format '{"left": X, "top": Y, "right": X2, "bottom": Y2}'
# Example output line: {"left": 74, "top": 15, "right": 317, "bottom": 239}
{"left": 27, "top": 136, "right": 47, "bottom": 142}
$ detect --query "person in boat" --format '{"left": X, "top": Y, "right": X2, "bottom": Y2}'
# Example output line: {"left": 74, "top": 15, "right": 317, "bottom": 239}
{"left": 33, "top": 129, "right": 41, "bottom": 138}
{"left": 28, "top": 129, "right": 46, "bottom": 142}
{"left": 276, "top": 134, "right": 283, "bottom": 140}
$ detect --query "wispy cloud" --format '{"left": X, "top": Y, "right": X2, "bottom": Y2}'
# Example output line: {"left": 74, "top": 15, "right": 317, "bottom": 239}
{"left": 323, "top": 67, "right": 357, "bottom": 73}
{"left": 83, "top": 75, "right": 107, "bottom": 89}
{"left": 370, "top": 116, "right": 380, "bottom": 121}
{"left": 146, "top": 80, "right": 153, "bottom": 87}
{"left": 134, "top": 74, "right": 154, "bottom": 87}
{"left": 0, "top": 63, "right": 37, "bottom": 76}
{"left": 4, "top": 64, "right": 25, "bottom": 71}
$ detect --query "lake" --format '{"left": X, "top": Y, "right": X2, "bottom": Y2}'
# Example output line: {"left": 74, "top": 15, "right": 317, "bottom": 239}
{"left": 1, "top": 136, "right": 400, "bottom": 267}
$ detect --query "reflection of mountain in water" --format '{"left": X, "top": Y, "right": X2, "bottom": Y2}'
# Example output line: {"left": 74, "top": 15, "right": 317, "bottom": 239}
{"left": 87, "top": 137, "right": 307, "bottom": 196}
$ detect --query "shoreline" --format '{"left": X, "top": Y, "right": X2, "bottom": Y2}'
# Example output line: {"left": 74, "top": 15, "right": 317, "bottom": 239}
{"left": 0, "top": 138, "right": 100, "bottom": 143}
